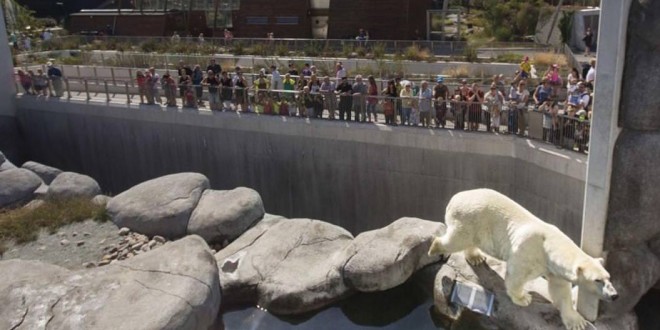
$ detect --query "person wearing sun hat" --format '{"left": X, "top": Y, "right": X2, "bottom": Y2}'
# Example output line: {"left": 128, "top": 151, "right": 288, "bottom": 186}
{"left": 434, "top": 75, "right": 449, "bottom": 128}
{"left": 46, "top": 60, "right": 64, "bottom": 97}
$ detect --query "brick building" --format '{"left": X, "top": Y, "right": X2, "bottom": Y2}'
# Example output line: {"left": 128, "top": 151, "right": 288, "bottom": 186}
{"left": 65, "top": 0, "right": 433, "bottom": 40}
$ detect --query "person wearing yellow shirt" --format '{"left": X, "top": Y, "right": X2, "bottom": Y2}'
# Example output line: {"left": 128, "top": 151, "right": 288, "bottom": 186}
{"left": 520, "top": 56, "right": 531, "bottom": 79}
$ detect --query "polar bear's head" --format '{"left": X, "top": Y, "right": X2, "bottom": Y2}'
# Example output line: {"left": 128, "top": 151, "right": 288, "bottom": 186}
{"left": 574, "top": 257, "right": 618, "bottom": 302}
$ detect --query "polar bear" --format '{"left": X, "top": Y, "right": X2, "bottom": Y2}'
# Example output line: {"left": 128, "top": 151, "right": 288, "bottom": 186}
{"left": 427, "top": 189, "right": 618, "bottom": 330}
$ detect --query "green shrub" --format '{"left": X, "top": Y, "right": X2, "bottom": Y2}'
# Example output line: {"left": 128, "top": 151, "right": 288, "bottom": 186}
{"left": 275, "top": 43, "right": 289, "bottom": 56}
{"left": 404, "top": 45, "right": 430, "bottom": 61}
{"left": 232, "top": 41, "right": 245, "bottom": 55}
{"left": 0, "top": 198, "right": 108, "bottom": 255}
{"left": 463, "top": 45, "right": 478, "bottom": 62}
{"left": 140, "top": 40, "right": 159, "bottom": 53}
{"left": 371, "top": 43, "right": 386, "bottom": 60}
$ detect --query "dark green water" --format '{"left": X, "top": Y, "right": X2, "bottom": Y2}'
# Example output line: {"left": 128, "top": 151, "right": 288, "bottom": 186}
{"left": 218, "top": 280, "right": 445, "bottom": 330}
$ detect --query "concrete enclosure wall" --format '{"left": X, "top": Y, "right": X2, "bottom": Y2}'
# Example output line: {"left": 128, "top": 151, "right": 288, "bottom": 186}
{"left": 15, "top": 97, "right": 586, "bottom": 239}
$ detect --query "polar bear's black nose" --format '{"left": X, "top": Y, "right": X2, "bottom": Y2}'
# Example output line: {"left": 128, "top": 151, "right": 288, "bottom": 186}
{"left": 611, "top": 294, "right": 619, "bottom": 301}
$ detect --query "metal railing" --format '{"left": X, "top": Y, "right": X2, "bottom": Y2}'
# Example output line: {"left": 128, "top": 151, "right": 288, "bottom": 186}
{"left": 13, "top": 72, "right": 589, "bottom": 154}
{"left": 19, "top": 63, "right": 527, "bottom": 97}
{"left": 19, "top": 35, "right": 553, "bottom": 57}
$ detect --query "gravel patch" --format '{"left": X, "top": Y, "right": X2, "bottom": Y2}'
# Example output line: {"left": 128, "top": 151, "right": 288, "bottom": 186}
{"left": 1, "top": 219, "right": 123, "bottom": 270}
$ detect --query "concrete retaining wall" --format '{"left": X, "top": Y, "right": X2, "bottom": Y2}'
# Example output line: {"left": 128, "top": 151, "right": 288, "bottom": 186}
{"left": 15, "top": 96, "right": 586, "bottom": 239}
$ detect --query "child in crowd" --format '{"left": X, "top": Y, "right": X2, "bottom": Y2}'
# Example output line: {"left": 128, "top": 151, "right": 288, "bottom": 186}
{"left": 136, "top": 71, "right": 147, "bottom": 103}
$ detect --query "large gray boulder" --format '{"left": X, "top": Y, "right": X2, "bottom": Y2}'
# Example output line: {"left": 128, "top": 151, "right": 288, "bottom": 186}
{"left": 342, "top": 217, "right": 446, "bottom": 292}
{"left": 600, "top": 245, "right": 660, "bottom": 318}
{"left": 187, "top": 188, "right": 265, "bottom": 244}
{"left": 0, "top": 151, "right": 17, "bottom": 172}
{"left": 0, "top": 260, "right": 69, "bottom": 292}
{"left": 108, "top": 173, "right": 210, "bottom": 239}
{"left": 0, "top": 235, "right": 221, "bottom": 330}
{"left": 215, "top": 217, "right": 354, "bottom": 315}
{"left": 0, "top": 168, "right": 42, "bottom": 208}
{"left": 430, "top": 253, "right": 633, "bottom": 330}
{"left": 47, "top": 172, "right": 102, "bottom": 200}
{"left": 21, "top": 161, "right": 63, "bottom": 185}
{"left": 606, "top": 131, "right": 660, "bottom": 248}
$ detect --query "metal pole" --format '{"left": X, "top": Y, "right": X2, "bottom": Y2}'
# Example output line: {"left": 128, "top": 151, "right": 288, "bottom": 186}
{"left": 125, "top": 81, "right": 131, "bottom": 104}
{"left": 104, "top": 81, "right": 110, "bottom": 102}
{"left": 111, "top": 67, "right": 116, "bottom": 86}
{"left": 84, "top": 79, "right": 91, "bottom": 100}
{"left": 65, "top": 78, "right": 71, "bottom": 99}
{"left": 128, "top": 68, "right": 134, "bottom": 87}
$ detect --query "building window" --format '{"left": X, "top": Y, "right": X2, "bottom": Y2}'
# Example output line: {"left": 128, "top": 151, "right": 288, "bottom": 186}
{"left": 275, "top": 16, "right": 299, "bottom": 25}
{"left": 246, "top": 16, "right": 268, "bottom": 25}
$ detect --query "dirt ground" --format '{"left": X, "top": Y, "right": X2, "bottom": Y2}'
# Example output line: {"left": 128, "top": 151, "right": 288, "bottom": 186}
{"left": 1, "top": 219, "right": 123, "bottom": 270}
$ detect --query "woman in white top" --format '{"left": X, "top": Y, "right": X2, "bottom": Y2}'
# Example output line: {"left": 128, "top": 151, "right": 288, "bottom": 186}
{"left": 483, "top": 83, "right": 505, "bottom": 133}
{"left": 508, "top": 81, "right": 529, "bottom": 135}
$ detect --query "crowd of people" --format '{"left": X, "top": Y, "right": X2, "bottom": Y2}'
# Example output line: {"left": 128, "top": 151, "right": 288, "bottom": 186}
{"left": 15, "top": 54, "right": 595, "bottom": 152}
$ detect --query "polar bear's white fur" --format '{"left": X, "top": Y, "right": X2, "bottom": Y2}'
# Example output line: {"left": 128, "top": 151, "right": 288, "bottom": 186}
{"left": 428, "top": 189, "right": 618, "bottom": 330}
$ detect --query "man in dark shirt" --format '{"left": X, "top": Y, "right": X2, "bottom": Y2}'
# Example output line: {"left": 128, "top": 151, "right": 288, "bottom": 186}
{"left": 203, "top": 70, "right": 221, "bottom": 111}
{"left": 207, "top": 58, "right": 222, "bottom": 75}
{"left": 433, "top": 76, "right": 449, "bottom": 128}
{"left": 219, "top": 71, "right": 233, "bottom": 110}
{"left": 336, "top": 77, "right": 353, "bottom": 121}
{"left": 288, "top": 63, "right": 299, "bottom": 78}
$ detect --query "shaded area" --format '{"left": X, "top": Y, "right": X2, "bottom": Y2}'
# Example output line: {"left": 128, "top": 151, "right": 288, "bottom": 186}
{"left": 635, "top": 289, "right": 660, "bottom": 330}
{"left": 219, "top": 279, "right": 441, "bottom": 330}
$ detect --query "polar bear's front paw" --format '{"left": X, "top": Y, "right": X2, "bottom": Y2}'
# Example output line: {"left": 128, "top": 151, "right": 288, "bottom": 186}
{"left": 465, "top": 253, "right": 486, "bottom": 266}
{"left": 562, "top": 311, "right": 587, "bottom": 330}
{"left": 510, "top": 291, "right": 532, "bottom": 307}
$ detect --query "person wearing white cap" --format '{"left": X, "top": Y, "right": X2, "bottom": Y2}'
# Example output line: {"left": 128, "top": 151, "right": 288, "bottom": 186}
{"left": 46, "top": 61, "right": 64, "bottom": 97}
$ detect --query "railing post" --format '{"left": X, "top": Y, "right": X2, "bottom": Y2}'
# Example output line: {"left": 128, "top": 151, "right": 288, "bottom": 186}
{"left": 93, "top": 66, "right": 98, "bottom": 84}
{"left": 84, "top": 79, "right": 91, "bottom": 100}
{"left": 128, "top": 68, "right": 134, "bottom": 87}
{"left": 111, "top": 67, "right": 116, "bottom": 86}
{"left": 76, "top": 65, "right": 81, "bottom": 79}
{"left": 104, "top": 81, "right": 110, "bottom": 102}
{"left": 65, "top": 78, "right": 71, "bottom": 99}
{"left": 125, "top": 81, "right": 131, "bottom": 104}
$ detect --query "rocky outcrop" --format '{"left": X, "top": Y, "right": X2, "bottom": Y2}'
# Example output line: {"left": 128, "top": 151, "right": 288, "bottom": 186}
{"left": 98, "top": 229, "right": 169, "bottom": 266}
{"left": 0, "top": 235, "right": 221, "bottom": 330}
{"left": 187, "top": 188, "right": 265, "bottom": 244}
{"left": 429, "top": 253, "right": 636, "bottom": 330}
{"left": 92, "top": 194, "right": 112, "bottom": 207}
{"left": 600, "top": 245, "right": 660, "bottom": 318}
{"left": 47, "top": 172, "right": 102, "bottom": 199}
{"left": 342, "top": 217, "right": 446, "bottom": 292}
{"left": 602, "top": 0, "right": 660, "bottom": 321}
{"left": 21, "top": 161, "right": 62, "bottom": 185}
{"left": 107, "top": 173, "right": 209, "bottom": 239}
{"left": 0, "top": 168, "right": 42, "bottom": 208}
{"left": 0, "top": 260, "right": 69, "bottom": 292}
{"left": 0, "top": 151, "right": 16, "bottom": 172}
{"left": 215, "top": 217, "right": 353, "bottom": 315}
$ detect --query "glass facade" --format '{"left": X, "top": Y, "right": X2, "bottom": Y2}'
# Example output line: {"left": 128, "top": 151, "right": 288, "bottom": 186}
{"left": 137, "top": 0, "right": 239, "bottom": 28}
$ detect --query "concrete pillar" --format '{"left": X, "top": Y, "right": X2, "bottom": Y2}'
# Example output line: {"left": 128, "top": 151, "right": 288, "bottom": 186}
{"left": 0, "top": 5, "right": 17, "bottom": 116}
{"left": 579, "top": 0, "right": 660, "bottom": 323}
{"left": 0, "top": 5, "right": 20, "bottom": 162}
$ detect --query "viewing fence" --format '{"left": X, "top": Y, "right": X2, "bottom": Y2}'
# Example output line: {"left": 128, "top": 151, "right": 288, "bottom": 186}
{"left": 14, "top": 71, "right": 589, "bottom": 154}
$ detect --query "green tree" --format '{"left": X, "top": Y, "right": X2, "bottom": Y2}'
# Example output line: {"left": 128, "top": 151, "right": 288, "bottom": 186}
{"left": 482, "top": 0, "right": 546, "bottom": 41}
{"left": 1, "top": 0, "right": 42, "bottom": 33}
